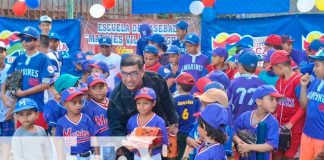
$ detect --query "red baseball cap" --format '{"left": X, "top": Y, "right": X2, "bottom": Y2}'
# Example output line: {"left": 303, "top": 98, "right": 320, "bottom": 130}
{"left": 266, "top": 50, "right": 291, "bottom": 70}
{"left": 264, "top": 34, "right": 283, "bottom": 46}
{"left": 175, "top": 73, "right": 195, "bottom": 85}
{"left": 195, "top": 77, "right": 212, "bottom": 95}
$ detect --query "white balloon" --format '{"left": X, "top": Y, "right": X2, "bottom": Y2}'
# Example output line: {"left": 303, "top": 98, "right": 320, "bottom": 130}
{"left": 297, "top": 0, "right": 315, "bottom": 12}
{"left": 189, "top": 1, "right": 205, "bottom": 15}
{"left": 89, "top": 4, "right": 105, "bottom": 18}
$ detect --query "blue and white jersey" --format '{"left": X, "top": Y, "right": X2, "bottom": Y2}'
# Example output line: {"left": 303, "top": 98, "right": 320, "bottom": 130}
{"left": 178, "top": 52, "right": 209, "bottom": 81}
{"left": 194, "top": 143, "right": 226, "bottom": 160}
{"left": 7, "top": 52, "right": 54, "bottom": 112}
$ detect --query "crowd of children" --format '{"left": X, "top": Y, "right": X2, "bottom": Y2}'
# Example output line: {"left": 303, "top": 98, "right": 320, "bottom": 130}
{"left": 0, "top": 16, "right": 324, "bottom": 160}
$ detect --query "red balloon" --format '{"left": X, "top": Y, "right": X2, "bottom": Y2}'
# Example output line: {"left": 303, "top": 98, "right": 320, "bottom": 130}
{"left": 102, "top": 0, "right": 115, "bottom": 9}
{"left": 226, "top": 35, "right": 241, "bottom": 44}
{"left": 13, "top": 2, "right": 27, "bottom": 17}
{"left": 202, "top": 0, "right": 215, "bottom": 7}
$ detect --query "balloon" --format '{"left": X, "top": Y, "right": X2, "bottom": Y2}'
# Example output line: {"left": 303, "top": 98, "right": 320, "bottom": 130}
{"left": 202, "top": 0, "right": 215, "bottom": 7}
{"left": 103, "top": 0, "right": 115, "bottom": 9}
{"left": 297, "top": 0, "right": 315, "bottom": 12}
{"left": 315, "top": 0, "right": 324, "bottom": 10}
{"left": 13, "top": 1, "right": 27, "bottom": 16}
{"left": 215, "top": 32, "right": 229, "bottom": 43}
{"left": 226, "top": 34, "right": 241, "bottom": 44}
{"left": 306, "top": 31, "right": 322, "bottom": 43}
{"left": 189, "top": 1, "right": 205, "bottom": 15}
{"left": 25, "top": 0, "right": 40, "bottom": 9}
{"left": 202, "top": 7, "right": 216, "bottom": 23}
{"left": 89, "top": 4, "right": 105, "bottom": 18}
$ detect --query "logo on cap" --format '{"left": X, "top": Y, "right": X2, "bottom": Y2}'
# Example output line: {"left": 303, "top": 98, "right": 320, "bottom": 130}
{"left": 24, "top": 27, "right": 30, "bottom": 32}
{"left": 18, "top": 99, "right": 27, "bottom": 106}
{"left": 67, "top": 87, "right": 76, "bottom": 94}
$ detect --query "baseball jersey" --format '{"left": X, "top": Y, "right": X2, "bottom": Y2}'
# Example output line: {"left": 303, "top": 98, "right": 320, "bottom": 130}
{"left": 303, "top": 78, "right": 324, "bottom": 140}
{"left": 7, "top": 52, "right": 54, "bottom": 112}
{"left": 56, "top": 113, "right": 99, "bottom": 154}
{"left": 178, "top": 52, "right": 209, "bottom": 82}
{"left": 45, "top": 51, "right": 60, "bottom": 76}
{"left": 5, "top": 50, "right": 24, "bottom": 65}
{"left": 60, "top": 50, "right": 77, "bottom": 75}
{"left": 43, "top": 99, "right": 66, "bottom": 127}
{"left": 0, "top": 64, "right": 11, "bottom": 122}
{"left": 165, "top": 64, "right": 180, "bottom": 93}
{"left": 82, "top": 98, "right": 109, "bottom": 136}
{"left": 127, "top": 113, "right": 169, "bottom": 156}
{"left": 174, "top": 94, "right": 200, "bottom": 134}
{"left": 172, "top": 39, "right": 186, "bottom": 54}
{"left": 275, "top": 72, "right": 304, "bottom": 126}
{"left": 194, "top": 143, "right": 226, "bottom": 160}
{"left": 144, "top": 63, "right": 171, "bottom": 80}
{"left": 227, "top": 74, "right": 264, "bottom": 120}
{"left": 233, "top": 110, "right": 279, "bottom": 160}
{"left": 92, "top": 53, "right": 121, "bottom": 90}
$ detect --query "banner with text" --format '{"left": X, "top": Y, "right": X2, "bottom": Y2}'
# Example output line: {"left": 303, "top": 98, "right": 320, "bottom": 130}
{"left": 81, "top": 18, "right": 200, "bottom": 55}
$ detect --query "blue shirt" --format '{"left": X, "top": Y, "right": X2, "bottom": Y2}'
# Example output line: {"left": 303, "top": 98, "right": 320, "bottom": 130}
{"left": 7, "top": 52, "right": 54, "bottom": 112}
{"left": 43, "top": 99, "right": 66, "bottom": 127}
{"left": 136, "top": 37, "right": 148, "bottom": 56}
{"left": 174, "top": 95, "right": 200, "bottom": 134}
{"left": 56, "top": 113, "right": 99, "bottom": 154}
{"left": 82, "top": 99, "right": 109, "bottom": 136}
{"left": 60, "top": 50, "right": 77, "bottom": 75}
{"left": 165, "top": 64, "right": 180, "bottom": 93}
{"left": 194, "top": 143, "right": 226, "bottom": 160}
{"left": 172, "top": 39, "right": 186, "bottom": 55}
{"left": 303, "top": 78, "right": 324, "bottom": 140}
{"left": 233, "top": 110, "right": 279, "bottom": 160}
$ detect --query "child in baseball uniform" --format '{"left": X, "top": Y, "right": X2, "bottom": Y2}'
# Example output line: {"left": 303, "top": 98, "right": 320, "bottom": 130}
{"left": 89, "top": 61, "right": 109, "bottom": 78}
{"left": 194, "top": 103, "right": 228, "bottom": 160}
{"left": 55, "top": 87, "right": 99, "bottom": 159}
{"left": 126, "top": 87, "right": 169, "bottom": 160}
{"left": 12, "top": 98, "right": 52, "bottom": 160}
{"left": 227, "top": 49, "right": 264, "bottom": 121}
{"left": 267, "top": 50, "right": 305, "bottom": 160}
{"left": 233, "top": 85, "right": 282, "bottom": 160}
{"left": 299, "top": 49, "right": 324, "bottom": 160}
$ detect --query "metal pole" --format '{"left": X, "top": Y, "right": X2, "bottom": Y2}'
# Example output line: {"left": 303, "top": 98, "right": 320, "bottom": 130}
{"left": 67, "top": 0, "right": 74, "bottom": 19}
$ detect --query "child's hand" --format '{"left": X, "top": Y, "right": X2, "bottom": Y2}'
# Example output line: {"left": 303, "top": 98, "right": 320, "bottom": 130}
{"left": 300, "top": 73, "right": 310, "bottom": 87}
{"left": 228, "top": 61, "right": 237, "bottom": 70}
{"left": 186, "top": 137, "right": 202, "bottom": 148}
{"left": 237, "top": 142, "right": 251, "bottom": 154}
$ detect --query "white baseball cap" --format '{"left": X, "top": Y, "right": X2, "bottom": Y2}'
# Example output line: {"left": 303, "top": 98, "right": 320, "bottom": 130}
{"left": 39, "top": 15, "right": 52, "bottom": 23}
{"left": 0, "top": 41, "right": 6, "bottom": 50}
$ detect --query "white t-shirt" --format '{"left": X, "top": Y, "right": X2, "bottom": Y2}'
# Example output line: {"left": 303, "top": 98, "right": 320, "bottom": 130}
{"left": 92, "top": 53, "right": 121, "bottom": 89}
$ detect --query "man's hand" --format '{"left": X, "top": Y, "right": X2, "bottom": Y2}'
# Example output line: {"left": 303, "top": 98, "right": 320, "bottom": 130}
{"left": 300, "top": 73, "right": 310, "bottom": 87}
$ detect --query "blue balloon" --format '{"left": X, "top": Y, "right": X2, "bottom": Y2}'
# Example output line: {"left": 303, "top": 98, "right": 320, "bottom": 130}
{"left": 26, "top": 0, "right": 40, "bottom": 9}
{"left": 202, "top": 7, "right": 216, "bottom": 23}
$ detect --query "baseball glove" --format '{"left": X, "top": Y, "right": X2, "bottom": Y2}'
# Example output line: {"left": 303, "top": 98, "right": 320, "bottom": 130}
{"left": 278, "top": 126, "right": 291, "bottom": 151}
{"left": 237, "top": 129, "right": 257, "bottom": 144}
{"left": 5, "top": 70, "right": 23, "bottom": 98}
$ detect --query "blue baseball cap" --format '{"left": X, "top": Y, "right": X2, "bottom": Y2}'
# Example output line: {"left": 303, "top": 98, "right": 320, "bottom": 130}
{"left": 309, "top": 49, "right": 324, "bottom": 60}
{"left": 146, "top": 34, "right": 166, "bottom": 46}
{"left": 184, "top": 33, "right": 199, "bottom": 45}
{"left": 165, "top": 45, "right": 180, "bottom": 55}
{"left": 143, "top": 44, "right": 158, "bottom": 55}
{"left": 48, "top": 32, "right": 61, "bottom": 40}
{"left": 176, "top": 21, "right": 188, "bottom": 30}
{"left": 18, "top": 26, "right": 40, "bottom": 39}
{"left": 204, "top": 81, "right": 225, "bottom": 92}
{"left": 200, "top": 103, "right": 228, "bottom": 129}
{"left": 79, "top": 81, "right": 88, "bottom": 92}
{"left": 98, "top": 37, "right": 112, "bottom": 46}
{"left": 134, "top": 87, "right": 156, "bottom": 101}
{"left": 61, "top": 87, "right": 84, "bottom": 102}
{"left": 238, "top": 48, "right": 259, "bottom": 67}
{"left": 263, "top": 49, "right": 276, "bottom": 62}
{"left": 89, "top": 61, "right": 110, "bottom": 74}
{"left": 309, "top": 39, "right": 323, "bottom": 52}
{"left": 87, "top": 73, "right": 107, "bottom": 87}
{"left": 212, "top": 47, "right": 228, "bottom": 61}
{"left": 72, "top": 51, "right": 86, "bottom": 64}
{"left": 252, "top": 85, "right": 284, "bottom": 101}
{"left": 81, "top": 59, "right": 95, "bottom": 73}
{"left": 139, "top": 24, "right": 152, "bottom": 38}
{"left": 205, "top": 70, "right": 230, "bottom": 90}
{"left": 13, "top": 98, "right": 39, "bottom": 113}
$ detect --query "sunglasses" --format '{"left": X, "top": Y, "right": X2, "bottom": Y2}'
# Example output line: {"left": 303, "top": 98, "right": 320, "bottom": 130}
{"left": 21, "top": 36, "right": 36, "bottom": 42}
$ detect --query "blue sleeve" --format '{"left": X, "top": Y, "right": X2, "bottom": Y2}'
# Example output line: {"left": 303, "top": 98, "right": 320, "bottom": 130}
{"left": 157, "top": 66, "right": 172, "bottom": 80}
{"left": 7, "top": 56, "right": 18, "bottom": 75}
{"left": 226, "top": 83, "right": 233, "bottom": 102}
{"left": 126, "top": 120, "right": 132, "bottom": 134}
{"left": 188, "top": 121, "right": 198, "bottom": 139}
{"left": 178, "top": 55, "right": 183, "bottom": 73}
{"left": 40, "top": 56, "right": 54, "bottom": 78}
{"left": 158, "top": 120, "right": 169, "bottom": 145}
{"left": 194, "top": 99, "right": 201, "bottom": 113}
{"left": 295, "top": 85, "right": 301, "bottom": 100}
{"left": 87, "top": 115, "right": 99, "bottom": 136}
{"left": 266, "top": 119, "right": 279, "bottom": 149}
{"left": 233, "top": 113, "right": 245, "bottom": 135}
{"left": 55, "top": 123, "right": 63, "bottom": 136}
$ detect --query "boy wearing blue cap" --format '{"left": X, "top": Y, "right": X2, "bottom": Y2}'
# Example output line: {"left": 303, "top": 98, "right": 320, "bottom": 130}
{"left": 5, "top": 26, "right": 54, "bottom": 131}
{"left": 143, "top": 44, "right": 172, "bottom": 80}
{"left": 233, "top": 85, "right": 282, "bottom": 160}
{"left": 178, "top": 33, "right": 209, "bottom": 86}
{"left": 55, "top": 87, "right": 99, "bottom": 159}
{"left": 69, "top": 51, "right": 87, "bottom": 77}
{"left": 146, "top": 34, "right": 169, "bottom": 66}
{"left": 299, "top": 49, "right": 324, "bottom": 160}
{"left": 48, "top": 32, "right": 63, "bottom": 67}
{"left": 206, "top": 47, "right": 235, "bottom": 79}
{"left": 136, "top": 24, "right": 152, "bottom": 56}
{"left": 194, "top": 103, "right": 228, "bottom": 160}
{"left": 165, "top": 45, "right": 181, "bottom": 93}
{"left": 12, "top": 98, "right": 51, "bottom": 160}
{"left": 125, "top": 87, "right": 169, "bottom": 160}
{"left": 227, "top": 49, "right": 264, "bottom": 120}
{"left": 89, "top": 60, "right": 110, "bottom": 78}
{"left": 172, "top": 20, "right": 188, "bottom": 54}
